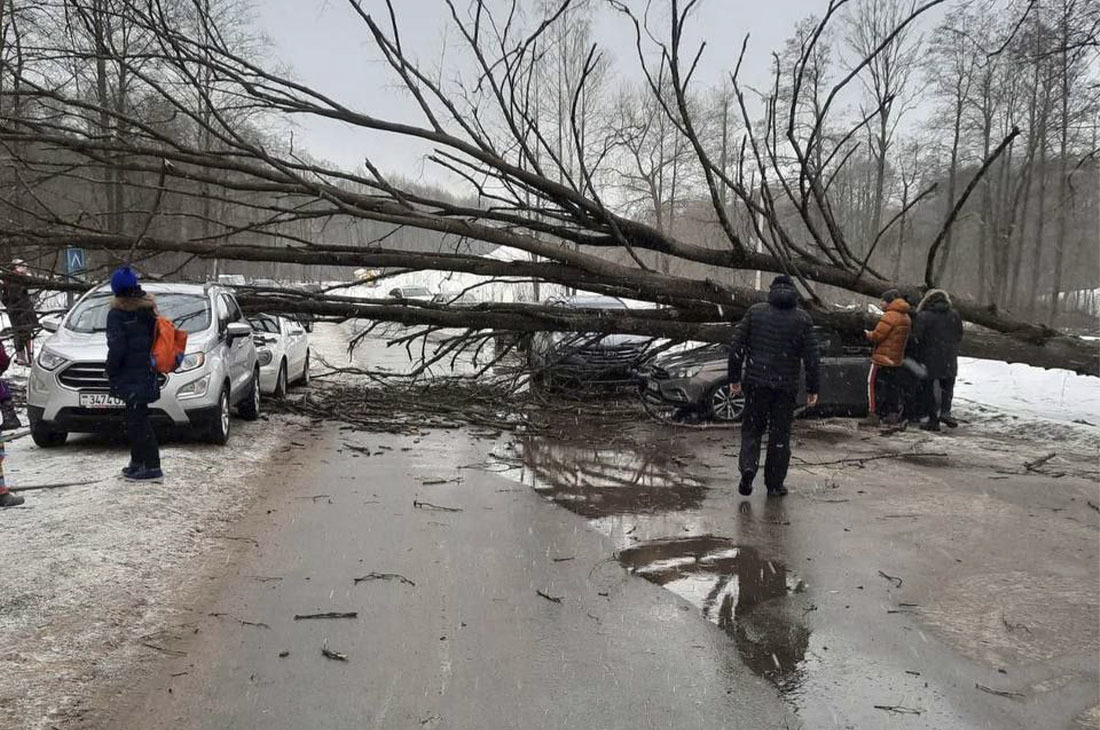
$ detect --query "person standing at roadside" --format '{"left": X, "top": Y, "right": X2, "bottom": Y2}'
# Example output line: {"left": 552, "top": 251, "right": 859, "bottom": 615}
{"left": 3, "top": 259, "right": 39, "bottom": 366}
{"left": 912, "top": 289, "right": 963, "bottom": 431}
{"left": 728, "top": 275, "right": 820, "bottom": 497}
{"left": 106, "top": 267, "right": 163, "bottom": 481}
{"left": 861, "top": 289, "right": 912, "bottom": 428}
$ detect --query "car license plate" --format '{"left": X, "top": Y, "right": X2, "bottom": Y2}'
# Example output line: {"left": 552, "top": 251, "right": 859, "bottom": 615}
{"left": 79, "top": 393, "right": 125, "bottom": 409}
{"left": 646, "top": 380, "right": 661, "bottom": 392}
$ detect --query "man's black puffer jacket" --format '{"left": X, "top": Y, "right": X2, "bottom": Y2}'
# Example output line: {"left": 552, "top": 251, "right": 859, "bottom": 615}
{"left": 727, "top": 282, "right": 821, "bottom": 394}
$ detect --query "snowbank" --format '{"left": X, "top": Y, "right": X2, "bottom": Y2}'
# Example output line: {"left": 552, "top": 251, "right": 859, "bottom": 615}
{"left": 956, "top": 357, "right": 1100, "bottom": 425}
{"left": 0, "top": 410, "right": 306, "bottom": 728}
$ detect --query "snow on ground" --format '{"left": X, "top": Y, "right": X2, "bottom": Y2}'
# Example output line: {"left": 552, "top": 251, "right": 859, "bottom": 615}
{"left": 955, "top": 357, "right": 1100, "bottom": 425}
{"left": 0, "top": 402, "right": 305, "bottom": 728}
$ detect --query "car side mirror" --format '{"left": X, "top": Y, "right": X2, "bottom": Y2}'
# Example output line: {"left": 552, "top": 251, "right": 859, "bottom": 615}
{"left": 226, "top": 322, "right": 252, "bottom": 341}
{"left": 41, "top": 315, "right": 62, "bottom": 333}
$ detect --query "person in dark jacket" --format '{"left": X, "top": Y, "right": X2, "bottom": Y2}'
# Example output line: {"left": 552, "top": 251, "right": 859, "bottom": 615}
{"left": 912, "top": 289, "right": 963, "bottom": 431}
{"left": 727, "top": 275, "right": 821, "bottom": 497}
{"left": 3, "top": 259, "right": 39, "bottom": 365}
{"left": 105, "top": 267, "right": 162, "bottom": 481}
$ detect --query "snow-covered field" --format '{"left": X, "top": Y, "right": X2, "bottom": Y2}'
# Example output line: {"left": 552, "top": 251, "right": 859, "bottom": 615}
{"left": 0, "top": 387, "right": 305, "bottom": 728}
{"left": 956, "top": 357, "right": 1100, "bottom": 426}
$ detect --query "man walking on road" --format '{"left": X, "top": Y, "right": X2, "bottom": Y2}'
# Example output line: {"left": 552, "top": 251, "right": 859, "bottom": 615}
{"left": 728, "top": 275, "right": 821, "bottom": 497}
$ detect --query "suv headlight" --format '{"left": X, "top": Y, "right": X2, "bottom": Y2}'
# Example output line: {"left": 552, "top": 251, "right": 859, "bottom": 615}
{"left": 176, "top": 374, "right": 211, "bottom": 400}
{"left": 670, "top": 364, "right": 704, "bottom": 379}
{"left": 37, "top": 348, "right": 68, "bottom": 371}
{"left": 177, "top": 352, "right": 206, "bottom": 372}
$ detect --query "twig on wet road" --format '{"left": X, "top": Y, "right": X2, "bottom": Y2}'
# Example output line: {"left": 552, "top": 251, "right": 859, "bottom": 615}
{"left": 209, "top": 612, "right": 271, "bottom": 629}
{"left": 536, "top": 590, "right": 563, "bottom": 604}
{"left": 878, "top": 570, "right": 903, "bottom": 588}
{"left": 976, "top": 683, "right": 1024, "bottom": 698}
{"left": 354, "top": 572, "right": 416, "bottom": 587}
{"left": 294, "top": 612, "right": 358, "bottom": 620}
{"left": 873, "top": 704, "right": 922, "bottom": 715}
{"left": 1023, "top": 452, "right": 1056, "bottom": 471}
{"left": 413, "top": 499, "right": 463, "bottom": 512}
{"left": 793, "top": 451, "right": 947, "bottom": 468}
{"left": 11, "top": 479, "right": 103, "bottom": 492}
{"left": 321, "top": 643, "right": 348, "bottom": 662}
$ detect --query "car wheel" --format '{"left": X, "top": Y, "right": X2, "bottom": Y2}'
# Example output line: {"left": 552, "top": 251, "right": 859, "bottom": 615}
{"left": 238, "top": 369, "right": 261, "bottom": 421}
{"left": 274, "top": 360, "right": 288, "bottom": 399}
{"left": 298, "top": 351, "right": 311, "bottom": 386}
{"left": 708, "top": 381, "right": 746, "bottom": 422}
{"left": 31, "top": 423, "right": 68, "bottom": 448}
{"left": 206, "top": 385, "right": 231, "bottom": 445}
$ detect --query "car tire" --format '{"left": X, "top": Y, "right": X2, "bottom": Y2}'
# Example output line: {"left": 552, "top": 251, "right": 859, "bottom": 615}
{"left": 31, "top": 423, "right": 68, "bottom": 448}
{"left": 297, "top": 351, "right": 311, "bottom": 386}
{"left": 238, "top": 369, "right": 261, "bottom": 421}
{"left": 274, "top": 360, "right": 288, "bottom": 399}
{"left": 206, "top": 385, "right": 231, "bottom": 445}
{"left": 707, "top": 381, "right": 746, "bottom": 423}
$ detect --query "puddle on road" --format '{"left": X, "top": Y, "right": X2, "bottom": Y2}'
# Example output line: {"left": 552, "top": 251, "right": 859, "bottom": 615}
{"left": 618, "top": 536, "right": 811, "bottom": 690}
{"left": 515, "top": 436, "right": 708, "bottom": 518}
{"left": 511, "top": 431, "right": 811, "bottom": 690}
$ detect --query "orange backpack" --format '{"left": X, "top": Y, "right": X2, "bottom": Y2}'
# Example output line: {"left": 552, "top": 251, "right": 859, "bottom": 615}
{"left": 152, "top": 316, "right": 188, "bottom": 373}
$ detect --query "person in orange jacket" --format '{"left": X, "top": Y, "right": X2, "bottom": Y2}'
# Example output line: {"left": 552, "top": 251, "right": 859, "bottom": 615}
{"left": 861, "top": 289, "right": 912, "bottom": 427}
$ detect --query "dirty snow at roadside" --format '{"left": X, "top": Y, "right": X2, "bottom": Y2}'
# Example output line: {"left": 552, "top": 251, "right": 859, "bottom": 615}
{"left": 0, "top": 415, "right": 303, "bottom": 729}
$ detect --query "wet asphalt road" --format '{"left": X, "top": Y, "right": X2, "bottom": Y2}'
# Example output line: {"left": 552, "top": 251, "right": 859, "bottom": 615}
{"left": 100, "top": 416, "right": 1099, "bottom": 730}
{"left": 104, "top": 425, "right": 788, "bottom": 729}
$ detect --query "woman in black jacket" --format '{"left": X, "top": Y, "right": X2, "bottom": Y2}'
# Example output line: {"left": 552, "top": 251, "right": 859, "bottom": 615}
{"left": 105, "top": 267, "right": 162, "bottom": 480}
{"left": 912, "top": 289, "right": 964, "bottom": 431}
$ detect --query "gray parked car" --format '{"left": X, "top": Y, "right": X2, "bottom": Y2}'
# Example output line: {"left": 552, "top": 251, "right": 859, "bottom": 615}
{"left": 639, "top": 328, "right": 871, "bottom": 422}
{"left": 28, "top": 282, "right": 261, "bottom": 446}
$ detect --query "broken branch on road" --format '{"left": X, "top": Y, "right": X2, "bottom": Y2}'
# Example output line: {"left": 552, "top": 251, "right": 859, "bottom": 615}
{"left": 354, "top": 572, "right": 416, "bottom": 587}
{"left": 975, "top": 683, "right": 1024, "bottom": 698}
{"left": 413, "top": 499, "right": 463, "bottom": 512}
{"left": 321, "top": 643, "right": 349, "bottom": 662}
{"left": 536, "top": 590, "right": 564, "bottom": 604}
{"left": 293, "top": 612, "right": 359, "bottom": 621}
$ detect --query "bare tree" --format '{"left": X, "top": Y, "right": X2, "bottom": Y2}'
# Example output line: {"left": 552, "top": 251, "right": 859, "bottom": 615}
{"left": 0, "top": 0, "right": 1093, "bottom": 375}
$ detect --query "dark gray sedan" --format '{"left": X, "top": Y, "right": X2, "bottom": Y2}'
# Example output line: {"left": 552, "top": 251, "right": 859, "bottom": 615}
{"left": 639, "top": 328, "right": 871, "bottom": 422}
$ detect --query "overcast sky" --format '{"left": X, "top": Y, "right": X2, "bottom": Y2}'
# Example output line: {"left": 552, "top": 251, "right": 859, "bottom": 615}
{"left": 253, "top": 0, "right": 857, "bottom": 180}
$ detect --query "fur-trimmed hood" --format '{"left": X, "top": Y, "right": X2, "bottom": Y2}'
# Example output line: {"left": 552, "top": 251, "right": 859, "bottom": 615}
{"left": 110, "top": 292, "right": 157, "bottom": 312}
{"left": 917, "top": 288, "right": 952, "bottom": 312}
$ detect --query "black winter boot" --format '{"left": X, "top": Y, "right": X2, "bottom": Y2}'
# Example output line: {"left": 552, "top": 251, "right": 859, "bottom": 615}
{"left": 0, "top": 399, "right": 21, "bottom": 431}
{"left": 738, "top": 471, "right": 755, "bottom": 496}
{"left": 0, "top": 491, "right": 24, "bottom": 507}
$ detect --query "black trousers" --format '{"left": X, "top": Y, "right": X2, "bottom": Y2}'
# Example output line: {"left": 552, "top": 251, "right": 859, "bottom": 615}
{"left": 125, "top": 402, "right": 160, "bottom": 470}
{"left": 868, "top": 364, "right": 902, "bottom": 418}
{"left": 900, "top": 368, "right": 925, "bottom": 422}
{"left": 739, "top": 384, "right": 797, "bottom": 490}
{"left": 923, "top": 377, "right": 956, "bottom": 426}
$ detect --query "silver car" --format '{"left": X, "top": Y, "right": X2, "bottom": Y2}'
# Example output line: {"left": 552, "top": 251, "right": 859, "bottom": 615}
{"left": 27, "top": 282, "right": 261, "bottom": 447}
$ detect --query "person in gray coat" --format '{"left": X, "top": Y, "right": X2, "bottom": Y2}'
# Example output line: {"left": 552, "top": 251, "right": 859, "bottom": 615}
{"left": 912, "top": 289, "right": 963, "bottom": 430}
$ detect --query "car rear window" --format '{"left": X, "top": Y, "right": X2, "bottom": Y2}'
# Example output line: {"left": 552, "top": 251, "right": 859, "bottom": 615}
{"left": 66, "top": 293, "right": 212, "bottom": 334}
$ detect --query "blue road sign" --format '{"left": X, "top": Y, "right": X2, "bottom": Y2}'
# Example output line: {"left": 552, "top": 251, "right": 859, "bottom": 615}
{"left": 65, "top": 247, "right": 86, "bottom": 277}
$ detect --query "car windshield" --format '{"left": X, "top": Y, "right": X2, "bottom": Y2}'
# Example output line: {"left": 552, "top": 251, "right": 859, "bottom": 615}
{"left": 249, "top": 316, "right": 280, "bottom": 334}
{"left": 65, "top": 292, "right": 212, "bottom": 334}
{"left": 403, "top": 287, "right": 431, "bottom": 297}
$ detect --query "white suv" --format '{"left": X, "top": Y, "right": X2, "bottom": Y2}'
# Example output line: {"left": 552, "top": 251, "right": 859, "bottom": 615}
{"left": 28, "top": 282, "right": 260, "bottom": 447}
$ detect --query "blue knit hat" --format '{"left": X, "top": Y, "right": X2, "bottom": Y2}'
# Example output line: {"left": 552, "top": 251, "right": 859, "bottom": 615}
{"left": 110, "top": 266, "right": 140, "bottom": 296}
{"left": 771, "top": 274, "right": 795, "bottom": 289}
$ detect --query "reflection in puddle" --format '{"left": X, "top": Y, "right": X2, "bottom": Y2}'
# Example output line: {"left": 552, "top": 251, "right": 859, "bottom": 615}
{"left": 618, "top": 536, "right": 811, "bottom": 690}
{"left": 515, "top": 437, "right": 708, "bottom": 519}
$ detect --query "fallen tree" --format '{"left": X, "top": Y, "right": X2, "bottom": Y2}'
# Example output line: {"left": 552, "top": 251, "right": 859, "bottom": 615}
{"left": 0, "top": 0, "right": 1095, "bottom": 375}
